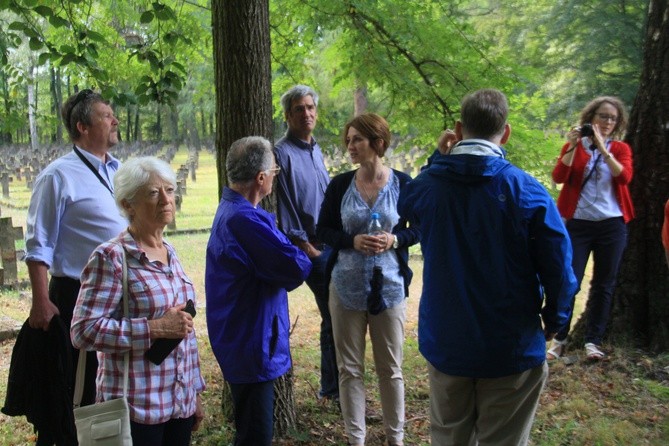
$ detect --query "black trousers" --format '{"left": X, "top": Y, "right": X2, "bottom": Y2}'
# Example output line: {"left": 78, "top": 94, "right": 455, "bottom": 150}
{"left": 36, "top": 276, "right": 97, "bottom": 446}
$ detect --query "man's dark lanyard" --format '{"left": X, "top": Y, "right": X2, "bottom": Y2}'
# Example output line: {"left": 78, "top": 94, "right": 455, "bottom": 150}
{"left": 73, "top": 145, "right": 114, "bottom": 196}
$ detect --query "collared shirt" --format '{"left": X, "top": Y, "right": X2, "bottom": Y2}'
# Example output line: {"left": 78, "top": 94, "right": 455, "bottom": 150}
{"left": 573, "top": 138, "right": 623, "bottom": 221}
{"left": 205, "top": 188, "right": 312, "bottom": 383}
{"left": 449, "top": 139, "right": 506, "bottom": 158}
{"left": 274, "top": 132, "right": 330, "bottom": 242}
{"left": 71, "top": 231, "right": 205, "bottom": 424}
{"left": 25, "top": 148, "right": 126, "bottom": 279}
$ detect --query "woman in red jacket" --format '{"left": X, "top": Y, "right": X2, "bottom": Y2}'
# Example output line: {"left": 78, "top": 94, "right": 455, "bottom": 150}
{"left": 549, "top": 96, "right": 634, "bottom": 361}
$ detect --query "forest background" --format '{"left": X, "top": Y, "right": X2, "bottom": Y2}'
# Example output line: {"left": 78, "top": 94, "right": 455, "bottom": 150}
{"left": 0, "top": 0, "right": 645, "bottom": 182}
{"left": 2, "top": 1, "right": 668, "bottom": 445}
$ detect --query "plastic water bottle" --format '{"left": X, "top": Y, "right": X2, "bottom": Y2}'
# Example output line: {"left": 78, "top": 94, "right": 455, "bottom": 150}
{"left": 368, "top": 212, "right": 383, "bottom": 235}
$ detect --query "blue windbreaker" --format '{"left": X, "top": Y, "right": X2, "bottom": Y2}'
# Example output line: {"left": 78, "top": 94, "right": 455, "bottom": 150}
{"left": 205, "top": 188, "right": 312, "bottom": 383}
{"left": 398, "top": 145, "right": 577, "bottom": 378}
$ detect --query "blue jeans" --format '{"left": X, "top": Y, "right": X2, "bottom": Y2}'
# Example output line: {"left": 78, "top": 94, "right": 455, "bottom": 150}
{"left": 306, "top": 246, "right": 339, "bottom": 398}
{"left": 229, "top": 380, "right": 275, "bottom": 446}
{"left": 130, "top": 416, "right": 194, "bottom": 445}
{"left": 556, "top": 217, "right": 628, "bottom": 345}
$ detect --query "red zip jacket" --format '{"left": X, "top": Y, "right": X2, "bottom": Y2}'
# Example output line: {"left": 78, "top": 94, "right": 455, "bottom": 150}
{"left": 552, "top": 140, "right": 635, "bottom": 223}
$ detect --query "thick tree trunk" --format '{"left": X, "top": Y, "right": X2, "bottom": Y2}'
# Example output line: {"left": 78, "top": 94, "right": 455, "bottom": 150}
{"left": 607, "top": 0, "right": 669, "bottom": 351}
{"left": 212, "top": 0, "right": 297, "bottom": 438}
{"left": 212, "top": 0, "right": 273, "bottom": 196}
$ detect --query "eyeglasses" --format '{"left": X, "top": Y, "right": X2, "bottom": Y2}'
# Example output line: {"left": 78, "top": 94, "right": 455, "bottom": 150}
{"left": 265, "top": 166, "right": 281, "bottom": 175}
{"left": 595, "top": 113, "right": 618, "bottom": 123}
{"left": 66, "top": 89, "right": 95, "bottom": 125}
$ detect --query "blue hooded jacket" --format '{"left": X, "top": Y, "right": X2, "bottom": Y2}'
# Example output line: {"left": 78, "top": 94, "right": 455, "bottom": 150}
{"left": 206, "top": 188, "right": 312, "bottom": 383}
{"left": 398, "top": 142, "right": 577, "bottom": 378}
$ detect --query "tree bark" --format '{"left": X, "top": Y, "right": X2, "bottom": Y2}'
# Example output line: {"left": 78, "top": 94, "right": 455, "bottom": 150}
{"left": 212, "top": 0, "right": 297, "bottom": 438}
{"left": 212, "top": 0, "right": 273, "bottom": 197}
{"left": 354, "top": 83, "right": 368, "bottom": 116}
{"left": 27, "top": 66, "right": 38, "bottom": 151}
{"left": 607, "top": 0, "right": 669, "bottom": 351}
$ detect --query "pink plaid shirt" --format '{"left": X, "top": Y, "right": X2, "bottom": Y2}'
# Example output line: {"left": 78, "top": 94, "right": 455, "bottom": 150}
{"left": 71, "top": 231, "right": 205, "bottom": 424}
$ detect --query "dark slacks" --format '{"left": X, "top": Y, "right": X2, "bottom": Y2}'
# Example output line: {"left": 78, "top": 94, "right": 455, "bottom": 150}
{"left": 130, "top": 416, "right": 195, "bottom": 445}
{"left": 229, "top": 380, "right": 275, "bottom": 446}
{"left": 305, "top": 246, "right": 339, "bottom": 398}
{"left": 556, "top": 217, "right": 627, "bottom": 345}
{"left": 36, "top": 276, "right": 97, "bottom": 446}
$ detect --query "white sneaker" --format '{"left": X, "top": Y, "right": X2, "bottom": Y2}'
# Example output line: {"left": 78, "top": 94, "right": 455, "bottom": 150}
{"left": 546, "top": 338, "right": 567, "bottom": 360}
{"left": 585, "top": 342, "right": 605, "bottom": 360}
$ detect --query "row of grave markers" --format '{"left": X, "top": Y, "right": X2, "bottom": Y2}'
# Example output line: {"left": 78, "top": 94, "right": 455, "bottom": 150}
{"left": 1, "top": 142, "right": 423, "bottom": 286}
{"left": 0, "top": 142, "right": 205, "bottom": 286}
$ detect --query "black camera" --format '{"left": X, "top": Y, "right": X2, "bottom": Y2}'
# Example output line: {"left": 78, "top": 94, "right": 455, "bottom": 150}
{"left": 580, "top": 123, "right": 594, "bottom": 138}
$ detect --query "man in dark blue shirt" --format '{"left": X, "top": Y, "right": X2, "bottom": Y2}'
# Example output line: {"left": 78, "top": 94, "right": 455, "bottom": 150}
{"left": 274, "top": 85, "right": 338, "bottom": 401}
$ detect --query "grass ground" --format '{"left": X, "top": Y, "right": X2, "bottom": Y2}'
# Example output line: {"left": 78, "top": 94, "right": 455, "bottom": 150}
{"left": 0, "top": 148, "right": 667, "bottom": 445}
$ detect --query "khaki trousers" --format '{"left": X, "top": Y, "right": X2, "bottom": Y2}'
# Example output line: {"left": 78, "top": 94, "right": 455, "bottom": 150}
{"left": 428, "top": 361, "right": 548, "bottom": 446}
{"left": 329, "top": 283, "right": 406, "bottom": 445}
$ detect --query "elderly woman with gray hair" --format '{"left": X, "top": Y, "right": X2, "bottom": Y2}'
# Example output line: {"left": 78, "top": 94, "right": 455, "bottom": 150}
{"left": 206, "top": 136, "right": 312, "bottom": 446}
{"left": 71, "top": 156, "right": 205, "bottom": 444}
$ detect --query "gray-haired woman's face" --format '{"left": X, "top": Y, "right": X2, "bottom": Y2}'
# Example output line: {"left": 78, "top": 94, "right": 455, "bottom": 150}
{"left": 124, "top": 174, "right": 176, "bottom": 229}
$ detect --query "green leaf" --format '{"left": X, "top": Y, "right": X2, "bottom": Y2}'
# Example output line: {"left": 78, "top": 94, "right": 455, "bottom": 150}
{"left": 37, "top": 52, "right": 51, "bottom": 65}
{"left": 8, "top": 22, "right": 28, "bottom": 32}
{"left": 29, "top": 37, "right": 44, "bottom": 51}
{"left": 49, "top": 15, "right": 70, "bottom": 28}
{"left": 23, "top": 0, "right": 38, "bottom": 7}
{"left": 86, "top": 30, "right": 106, "bottom": 43}
{"left": 135, "top": 83, "right": 150, "bottom": 95}
{"left": 60, "top": 53, "right": 77, "bottom": 65}
{"left": 171, "top": 61, "right": 186, "bottom": 74}
{"left": 0, "top": 0, "right": 10, "bottom": 9}
{"left": 163, "top": 32, "right": 178, "bottom": 45}
{"left": 33, "top": 5, "right": 53, "bottom": 17}
{"left": 60, "top": 44, "right": 76, "bottom": 54}
{"left": 153, "top": 2, "right": 177, "bottom": 21}
{"left": 140, "top": 11, "right": 155, "bottom": 24}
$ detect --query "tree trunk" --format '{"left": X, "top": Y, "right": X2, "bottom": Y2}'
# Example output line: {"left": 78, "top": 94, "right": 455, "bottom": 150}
{"left": 156, "top": 103, "right": 162, "bottom": 141}
{"left": 1, "top": 70, "right": 12, "bottom": 144}
{"left": 27, "top": 67, "right": 38, "bottom": 151}
{"left": 134, "top": 105, "right": 141, "bottom": 142}
{"left": 212, "top": 0, "right": 273, "bottom": 196}
{"left": 354, "top": 83, "right": 368, "bottom": 116}
{"left": 607, "top": 0, "right": 669, "bottom": 351}
{"left": 49, "top": 67, "right": 62, "bottom": 143}
{"left": 212, "top": 0, "right": 297, "bottom": 438}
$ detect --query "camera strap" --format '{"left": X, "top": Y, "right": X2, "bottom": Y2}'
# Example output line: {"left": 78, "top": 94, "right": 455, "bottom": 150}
{"left": 581, "top": 146, "right": 601, "bottom": 187}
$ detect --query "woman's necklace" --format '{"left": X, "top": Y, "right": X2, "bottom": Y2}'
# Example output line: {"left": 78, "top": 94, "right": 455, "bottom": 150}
{"left": 356, "top": 168, "right": 386, "bottom": 207}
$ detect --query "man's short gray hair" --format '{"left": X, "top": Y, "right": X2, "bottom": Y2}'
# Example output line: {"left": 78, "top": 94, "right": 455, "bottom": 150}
{"left": 280, "top": 85, "right": 319, "bottom": 114}
{"left": 114, "top": 156, "right": 177, "bottom": 218}
{"left": 226, "top": 136, "right": 274, "bottom": 184}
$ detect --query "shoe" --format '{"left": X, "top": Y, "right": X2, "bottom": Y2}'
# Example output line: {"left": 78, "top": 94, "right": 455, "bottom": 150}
{"left": 585, "top": 342, "right": 605, "bottom": 360}
{"left": 546, "top": 338, "right": 567, "bottom": 360}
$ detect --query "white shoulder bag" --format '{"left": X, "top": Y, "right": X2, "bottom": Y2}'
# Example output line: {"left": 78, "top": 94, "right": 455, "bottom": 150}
{"left": 73, "top": 247, "right": 133, "bottom": 445}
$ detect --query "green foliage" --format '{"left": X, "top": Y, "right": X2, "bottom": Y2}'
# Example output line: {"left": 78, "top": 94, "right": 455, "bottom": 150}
{"left": 0, "top": 0, "right": 646, "bottom": 176}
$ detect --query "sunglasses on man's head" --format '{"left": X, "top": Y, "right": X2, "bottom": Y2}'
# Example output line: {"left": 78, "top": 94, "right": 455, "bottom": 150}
{"left": 66, "top": 89, "right": 95, "bottom": 125}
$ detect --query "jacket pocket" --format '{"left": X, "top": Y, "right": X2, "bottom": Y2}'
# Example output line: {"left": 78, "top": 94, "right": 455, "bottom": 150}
{"left": 269, "top": 315, "right": 279, "bottom": 359}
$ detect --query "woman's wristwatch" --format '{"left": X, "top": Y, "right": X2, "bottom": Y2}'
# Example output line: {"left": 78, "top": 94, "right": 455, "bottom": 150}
{"left": 392, "top": 234, "right": 399, "bottom": 249}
